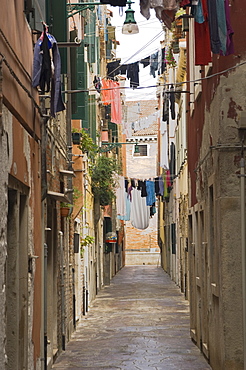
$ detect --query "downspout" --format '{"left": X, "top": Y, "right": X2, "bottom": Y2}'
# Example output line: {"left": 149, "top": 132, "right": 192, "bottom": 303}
{"left": 72, "top": 268, "right": 76, "bottom": 329}
{"left": 43, "top": 243, "right": 48, "bottom": 370}
{"left": 59, "top": 231, "right": 66, "bottom": 350}
{"left": 240, "top": 150, "right": 246, "bottom": 370}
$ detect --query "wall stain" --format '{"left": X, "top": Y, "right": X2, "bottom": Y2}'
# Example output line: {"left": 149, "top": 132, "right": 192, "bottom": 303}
{"left": 227, "top": 98, "right": 242, "bottom": 120}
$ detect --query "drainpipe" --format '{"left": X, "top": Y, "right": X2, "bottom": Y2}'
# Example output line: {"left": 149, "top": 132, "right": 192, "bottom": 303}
{"left": 43, "top": 243, "right": 48, "bottom": 370}
{"left": 240, "top": 153, "right": 246, "bottom": 370}
{"left": 59, "top": 231, "right": 66, "bottom": 350}
{"left": 72, "top": 268, "right": 76, "bottom": 329}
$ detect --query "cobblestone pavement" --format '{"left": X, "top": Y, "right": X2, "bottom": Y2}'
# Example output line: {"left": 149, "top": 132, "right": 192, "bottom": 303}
{"left": 52, "top": 265, "right": 211, "bottom": 370}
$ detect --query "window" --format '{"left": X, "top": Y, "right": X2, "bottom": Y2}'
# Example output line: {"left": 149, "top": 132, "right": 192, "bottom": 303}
{"left": 138, "top": 144, "right": 148, "bottom": 156}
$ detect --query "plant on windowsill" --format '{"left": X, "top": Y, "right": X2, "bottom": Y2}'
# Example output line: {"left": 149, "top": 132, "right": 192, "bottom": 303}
{"left": 72, "top": 128, "right": 98, "bottom": 159}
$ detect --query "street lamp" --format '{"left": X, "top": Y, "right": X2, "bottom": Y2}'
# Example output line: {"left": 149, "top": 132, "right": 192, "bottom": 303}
{"left": 67, "top": 0, "right": 138, "bottom": 34}
{"left": 122, "top": 3, "right": 139, "bottom": 35}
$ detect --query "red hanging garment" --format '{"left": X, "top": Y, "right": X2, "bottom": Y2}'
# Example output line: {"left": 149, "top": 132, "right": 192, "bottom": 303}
{"left": 109, "top": 80, "right": 122, "bottom": 125}
{"left": 101, "top": 78, "right": 111, "bottom": 105}
{"left": 195, "top": 0, "right": 212, "bottom": 65}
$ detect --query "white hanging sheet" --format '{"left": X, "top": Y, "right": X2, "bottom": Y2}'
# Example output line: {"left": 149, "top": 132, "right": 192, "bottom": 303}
{"left": 130, "top": 188, "right": 150, "bottom": 230}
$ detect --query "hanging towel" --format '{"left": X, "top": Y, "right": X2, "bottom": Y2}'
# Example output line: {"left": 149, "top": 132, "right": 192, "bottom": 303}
{"left": 116, "top": 175, "right": 126, "bottom": 217}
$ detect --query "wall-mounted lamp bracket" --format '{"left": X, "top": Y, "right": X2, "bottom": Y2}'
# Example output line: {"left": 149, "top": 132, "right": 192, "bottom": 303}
{"left": 99, "top": 141, "right": 138, "bottom": 152}
{"left": 67, "top": 1, "right": 133, "bottom": 18}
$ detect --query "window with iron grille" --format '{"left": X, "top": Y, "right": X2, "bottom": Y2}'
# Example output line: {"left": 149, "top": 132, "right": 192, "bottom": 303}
{"left": 138, "top": 144, "right": 148, "bottom": 156}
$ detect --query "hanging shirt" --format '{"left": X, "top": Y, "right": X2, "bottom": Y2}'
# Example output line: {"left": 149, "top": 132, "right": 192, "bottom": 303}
{"left": 127, "top": 62, "right": 139, "bottom": 89}
{"left": 120, "top": 64, "right": 128, "bottom": 75}
{"left": 130, "top": 188, "right": 150, "bottom": 230}
{"left": 216, "top": 0, "right": 227, "bottom": 55}
{"left": 169, "top": 143, "right": 176, "bottom": 184}
{"left": 162, "top": 92, "right": 169, "bottom": 123}
{"left": 140, "top": 0, "right": 151, "bottom": 20}
{"left": 150, "top": 52, "right": 159, "bottom": 78}
{"left": 138, "top": 180, "right": 147, "bottom": 197}
{"left": 146, "top": 180, "right": 156, "bottom": 206}
{"left": 224, "top": 0, "right": 234, "bottom": 56}
{"left": 155, "top": 177, "right": 160, "bottom": 196}
{"left": 32, "top": 32, "right": 65, "bottom": 117}
{"left": 161, "top": 48, "right": 166, "bottom": 74}
{"left": 194, "top": 0, "right": 204, "bottom": 24}
{"left": 207, "top": 0, "right": 221, "bottom": 54}
{"left": 107, "top": 60, "right": 121, "bottom": 78}
{"left": 140, "top": 56, "right": 150, "bottom": 68}
{"left": 169, "top": 85, "right": 175, "bottom": 120}
{"left": 159, "top": 176, "right": 164, "bottom": 196}
{"left": 109, "top": 80, "right": 122, "bottom": 125}
{"left": 101, "top": 79, "right": 111, "bottom": 105}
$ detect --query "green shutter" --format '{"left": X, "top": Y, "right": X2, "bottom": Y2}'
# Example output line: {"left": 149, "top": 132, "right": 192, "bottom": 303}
{"left": 89, "top": 95, "right": 96, "bottom": 142}
{"left": 46, "top": 0, "right": 67, "bottom": 73}
{"left": 71, "top": 41, "right": 89, "bottom": 128}
{"left": 84, "top": 11, "right": 96, "bottom": 64}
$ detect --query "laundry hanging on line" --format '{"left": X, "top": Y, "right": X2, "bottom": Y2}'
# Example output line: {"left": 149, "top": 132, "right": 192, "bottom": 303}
{"left": 116, "top": 176, "right": 161, "bottom": 230}
{"left": 101, "top": 78, "right": 122, "bottom": 124}
{"left": 181, "top": 0, "right": 234, "bottom": 64}
{"left": 32, "top": 27, "right": 65, "bottom": 117}
{"left": 106, "top": 48, "right": 166, "bottom": 91}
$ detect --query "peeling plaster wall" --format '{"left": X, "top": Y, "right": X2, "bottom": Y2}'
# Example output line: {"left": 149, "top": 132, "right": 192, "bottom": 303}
{"left": 191, "top": 63, "right": 246, "bottom": 369}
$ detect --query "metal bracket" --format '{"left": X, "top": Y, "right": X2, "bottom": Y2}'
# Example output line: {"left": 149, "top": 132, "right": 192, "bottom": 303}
{"left": 67, "top": 1, "right": 133, "bottom": 18}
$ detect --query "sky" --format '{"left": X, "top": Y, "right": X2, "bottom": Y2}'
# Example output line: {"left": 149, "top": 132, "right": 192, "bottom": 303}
{"left": 109, "top": 3, "right": 164, "bottom": 100}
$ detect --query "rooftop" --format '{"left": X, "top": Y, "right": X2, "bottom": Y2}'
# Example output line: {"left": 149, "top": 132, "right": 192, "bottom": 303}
{"left": 132, "top": 121, "right": 158, "bottom": 136}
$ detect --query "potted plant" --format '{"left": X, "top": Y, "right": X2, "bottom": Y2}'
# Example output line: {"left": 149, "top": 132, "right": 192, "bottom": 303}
{"left": 60, "top": 202, "right": 72, "bottom": 217}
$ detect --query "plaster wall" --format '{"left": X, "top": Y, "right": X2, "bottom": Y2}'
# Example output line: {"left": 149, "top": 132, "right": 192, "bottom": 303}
{"left": 190, "top": 62, "right": 246, "bottom": 369}
{"left": 126, "top": 140, "right": 158, "bottom": 179}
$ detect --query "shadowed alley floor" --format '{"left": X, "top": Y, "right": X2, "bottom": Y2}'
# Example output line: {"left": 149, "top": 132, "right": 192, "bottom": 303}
{"left": 52, "top": 265, "right": 211, "bottom": 369}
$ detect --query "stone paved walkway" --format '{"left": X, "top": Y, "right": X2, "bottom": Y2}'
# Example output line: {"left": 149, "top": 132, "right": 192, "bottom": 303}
{"left": 52, "top": 266, "right": 211, "bottom": 369}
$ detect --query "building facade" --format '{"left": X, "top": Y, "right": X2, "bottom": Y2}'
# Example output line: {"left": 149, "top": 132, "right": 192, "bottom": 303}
{"left": 158, "top": 2, "right": 246, "bottom": 369}
{"left": 0, "top": 2, "right": 42, "bottom": 368}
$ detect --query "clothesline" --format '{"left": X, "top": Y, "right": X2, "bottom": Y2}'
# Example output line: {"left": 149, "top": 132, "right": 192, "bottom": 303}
{"left": 115, "top": 172, "right": 174, "bottom": 229}
{"left": 63, "top": 60, "right": 246, "bottom": 95}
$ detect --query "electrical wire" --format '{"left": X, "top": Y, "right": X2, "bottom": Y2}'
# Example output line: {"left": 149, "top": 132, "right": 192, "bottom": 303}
{"left": 85, "top": 30, "right": 164, "bottom": 92}
{"left": 0, "top": 53, "right": 43, "bottom": 117}
{"left": 0, "top": 29, "right": 32, "bottom": 81}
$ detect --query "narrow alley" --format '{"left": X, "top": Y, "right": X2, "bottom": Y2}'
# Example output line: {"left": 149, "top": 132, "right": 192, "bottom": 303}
{"left": 52, "top": 266, "right": 211, "bottom": 370}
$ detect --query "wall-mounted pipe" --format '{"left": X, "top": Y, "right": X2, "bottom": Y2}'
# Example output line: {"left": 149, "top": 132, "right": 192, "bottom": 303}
{"left": 240, "top": 156, "right": 246, "bottom": 370}
{"left": 43, "top": 243, "right": 48, "bottom": 370}
{"left": 59, "top": 231, "right": 66, "bottom": 350}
